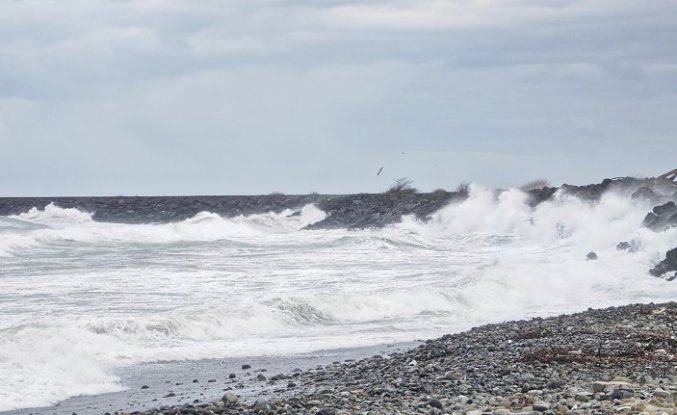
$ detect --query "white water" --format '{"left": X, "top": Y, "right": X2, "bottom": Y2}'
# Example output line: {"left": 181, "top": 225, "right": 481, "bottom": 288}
{"left": 1, "top": 187, "right": 676, "bottom": 411}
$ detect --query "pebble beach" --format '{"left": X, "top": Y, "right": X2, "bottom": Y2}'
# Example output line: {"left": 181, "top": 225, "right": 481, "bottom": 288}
{"left": 118, "top": 302, "right": 676, "bottom": 415}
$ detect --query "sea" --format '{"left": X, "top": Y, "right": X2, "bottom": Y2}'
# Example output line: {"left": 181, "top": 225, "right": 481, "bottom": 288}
{"left": 1, "top": 186, "right": 676, "bottom": 411}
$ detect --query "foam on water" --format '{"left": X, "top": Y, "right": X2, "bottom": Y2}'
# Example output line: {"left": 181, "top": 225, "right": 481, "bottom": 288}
{"left": 1, "top": 190, "right": 676, "bottom": 411}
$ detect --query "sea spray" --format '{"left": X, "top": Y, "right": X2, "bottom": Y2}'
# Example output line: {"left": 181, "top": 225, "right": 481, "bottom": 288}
{"left": 1, "top": 187, "right": 676, "bottom": 411}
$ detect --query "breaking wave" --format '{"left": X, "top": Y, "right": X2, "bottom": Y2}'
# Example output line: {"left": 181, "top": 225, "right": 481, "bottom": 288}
{"left": 1, "top": 186, "right": 676, "bottom": 411}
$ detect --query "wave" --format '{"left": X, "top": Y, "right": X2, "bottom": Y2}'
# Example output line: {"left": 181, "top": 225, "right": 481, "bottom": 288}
{"left": 2, "top": 185, "right": 676, "bottom": 410}
{"left": 0, "top": 203, "right": 327, "bottom": 257}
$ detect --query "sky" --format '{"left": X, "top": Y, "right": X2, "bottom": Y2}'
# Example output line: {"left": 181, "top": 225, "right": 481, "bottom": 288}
{"left": 1, "top": 0, "right": 676, "bottom": 196}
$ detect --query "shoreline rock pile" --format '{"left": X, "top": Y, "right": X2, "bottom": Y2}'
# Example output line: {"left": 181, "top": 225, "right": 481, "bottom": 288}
{"left": 0, "top": 177, "right": 675, "bottom": 229}
{"left": 124, "top": 302, "right": 676, "bottom": 415}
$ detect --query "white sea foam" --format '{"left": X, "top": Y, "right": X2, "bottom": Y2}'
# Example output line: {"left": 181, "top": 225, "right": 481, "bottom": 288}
{"left": 1, "top": 189, "right": 676, "bottom": 411}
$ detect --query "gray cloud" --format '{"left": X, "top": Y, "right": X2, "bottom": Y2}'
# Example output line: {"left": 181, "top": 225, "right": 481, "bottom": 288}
{"left": 1, "top": 0, "right": 676, "bottom": 195}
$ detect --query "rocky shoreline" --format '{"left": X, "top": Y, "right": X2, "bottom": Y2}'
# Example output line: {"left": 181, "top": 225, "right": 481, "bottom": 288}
{"left": 102, "top": 302, "right": 676, "bottom": 415}
{"left": 1, "top": 177, "right": 675, "bottom": 230}
{"left": 4, "top": 176, "right": 677, "bottom": 279}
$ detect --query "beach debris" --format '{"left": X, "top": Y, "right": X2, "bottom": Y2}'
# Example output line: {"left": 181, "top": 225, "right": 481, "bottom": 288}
{"left": 658, "top": 167, "right": 677, "bottom": 181}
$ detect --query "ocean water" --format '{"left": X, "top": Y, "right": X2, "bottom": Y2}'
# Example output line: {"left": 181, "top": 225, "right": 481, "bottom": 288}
{"left": 1, "top": 186, "right": 676, "bottom": 411}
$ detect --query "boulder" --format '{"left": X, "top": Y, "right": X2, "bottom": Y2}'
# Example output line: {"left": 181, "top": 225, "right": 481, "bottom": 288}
{"left": 643, "top": 202, "right": 677, "bottom": 232}
{"left": 649, "top": 247, "right": 677, "bottom": 280}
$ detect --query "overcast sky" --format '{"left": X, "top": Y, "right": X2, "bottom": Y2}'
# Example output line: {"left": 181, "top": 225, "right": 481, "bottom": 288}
{"left": 1, "top": 0, "right": 676, "bottom": 196}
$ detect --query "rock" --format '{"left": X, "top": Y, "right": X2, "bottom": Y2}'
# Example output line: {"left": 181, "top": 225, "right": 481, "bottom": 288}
{"left": 427, "top": 399, "right": 443, "bottom": 409}
{"left": 632, "top": 187, "right": 658, "bottom": 202}
{"left": 241, "top": 364, "right": 251, "bottom": 370}
{"left": 616, "top": 240, "right": 640, "bottom": 252}
{"left": 586, "top": 252, "right": 598, "bottom": 260}
{"left": 140, "top": 385, "right": 149, "bottom": 389}
{"left": 575, "top": 393, "right": 592, "bottom": 402}
{"left": 222, "top": 392, "right": 238, "bottom": 405}
{"left": 610, "top": 388, "right": 633, "bottom": 399}
{"left": 653, "top": 388, "right": 670, "bottom": 399}
{"left": 164, "top": 392, "right": 176, "bottom": 398}
{"left": 650, "top": 247, "right": 677, "bottom": 279}
{"left": 271, "top": 373, "right": 287, "bottom": 381}
{"left": 643, "top": 201, "right": 677, "bottom": 232}
{"left": 592, "top": 381, "right": 633, "bottom": 393}
{"left": 532, "top": 401, "right": 550, "bottom": 412}
{"left": 315, "top": 409, "right": 336, "bottom": 415}
{"left": 228, "top": 373, "right": 236, "bottom": 379}
{"left": 256, "top": 374, "right": 267, "bottom": 381}
{"left": 251, "top": 400, "right": 269, "bottom": 411}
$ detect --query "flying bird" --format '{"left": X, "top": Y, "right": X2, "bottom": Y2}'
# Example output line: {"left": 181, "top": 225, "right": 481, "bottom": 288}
{"left": 377, "top": 166, "right": 383, "bottom": 176}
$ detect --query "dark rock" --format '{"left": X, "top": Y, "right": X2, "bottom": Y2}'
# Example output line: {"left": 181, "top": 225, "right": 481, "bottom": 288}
{"left": 643, "top": 201, "right": 677, "bottom": 232}
{"left": 650, "top": 247, "right": 677, "bottom": 279}
{"left": 610, "top": 388, "right": 633, "bottom": 399}
{"left": 616, "top": 241, "right": 640, "bottom": 253}
{"left": 271, "top": 373, "right": 287, "bottom": 381}
{"left": 140, "top": 385, "right": 149, "bottom": 389}
{"left": 256, "top": 374, "right": 267, "bottom": 381}
{"left": 228, "top": 373, "right": 236, "bottom": 379}
{"left": 586, "top": 252, "right": 598, "bottom": 260}
{"left": 315, "top": 409, "right": 336, "bottom": 415}
{"left": 241, "top": 364, "right": 251, "bottom": 370}
{"left": 632, "top": 187, "right": 658, "bottom": 202}
{"left": 427, "top": 399, "right": 443, "bottom": 409}
{"left": 163, "top": 393, "right": 176, "bottom": 398}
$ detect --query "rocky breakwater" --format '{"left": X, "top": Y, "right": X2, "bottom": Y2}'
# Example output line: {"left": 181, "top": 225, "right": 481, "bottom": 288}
{"left": 121, "top": 302, "right": 676, "bottom": 415}
{"left": 641, "top": 191, "right": 677, "bottom": 281}
{"left": 0, "top": 177, "right": 675, "bottom": 230}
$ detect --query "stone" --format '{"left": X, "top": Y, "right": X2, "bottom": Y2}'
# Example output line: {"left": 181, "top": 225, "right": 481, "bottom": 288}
{"left": 228, "top": 373, "right": 236, "bottom": 379}
{"left": 575, "top": 393, "right": 592, "bottom": 402}
{"left": 653, "top": 388, "right": 670, "bottom": 399}
{"left": 592, "top": 381, "right": 633, "bottom": 393}
{"left": 532, "top": 401, "right": 550, "bottom": 412}
{"left": 610, "top": 388, "right": 633, "bottom": 399}
{"left": 427, "top": 399, "right": 443, "bottom": 409}
{"left": 251, "top": 400, "right": 269, "bottom": 411}
{"left": 616, "top": 241, "right": 640, "bottom": 252}
{"left": 256, "top": 374, "right": 267, "bottom": 381}
{"left": 222, "top": 392, "right": 238, "bottom": 405}
{"left": 586, "top": 252, "right": 598, "bottom": 260}
{"left": 650, "top": 247, "right": 677, "bottom": 278}
{"left": 241, "top": 364, "right": 251, "bottom": 370}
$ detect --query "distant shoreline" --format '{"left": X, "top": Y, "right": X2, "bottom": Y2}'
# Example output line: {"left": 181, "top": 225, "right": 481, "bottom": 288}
{"left": 2, "top": 176, "right": 676, "bottom": 230}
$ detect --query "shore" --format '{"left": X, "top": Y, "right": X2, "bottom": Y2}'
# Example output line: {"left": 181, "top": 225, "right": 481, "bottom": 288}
{"left": 2, "top": 177, "right": 675, "bottom": 230}
{"left": 139, "top": 302, "right": 676, "bottom": 415}
{"left": 8, "top": 302, "right": 675, "bottom": 415}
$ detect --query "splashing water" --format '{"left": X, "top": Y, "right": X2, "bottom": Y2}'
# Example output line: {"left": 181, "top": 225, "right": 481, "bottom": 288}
{"left": 1, "top": 188, "right": 676, "bottom": 411}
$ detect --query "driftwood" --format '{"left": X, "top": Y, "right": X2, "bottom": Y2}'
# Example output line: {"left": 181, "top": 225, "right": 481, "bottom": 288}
{"left": 658, "top": 168, "right": 677, "bottom": 181}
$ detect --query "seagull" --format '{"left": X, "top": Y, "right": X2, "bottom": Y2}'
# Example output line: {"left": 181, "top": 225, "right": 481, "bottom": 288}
{"left": 377, "top": 166, "right": 383, "bottom": 176}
